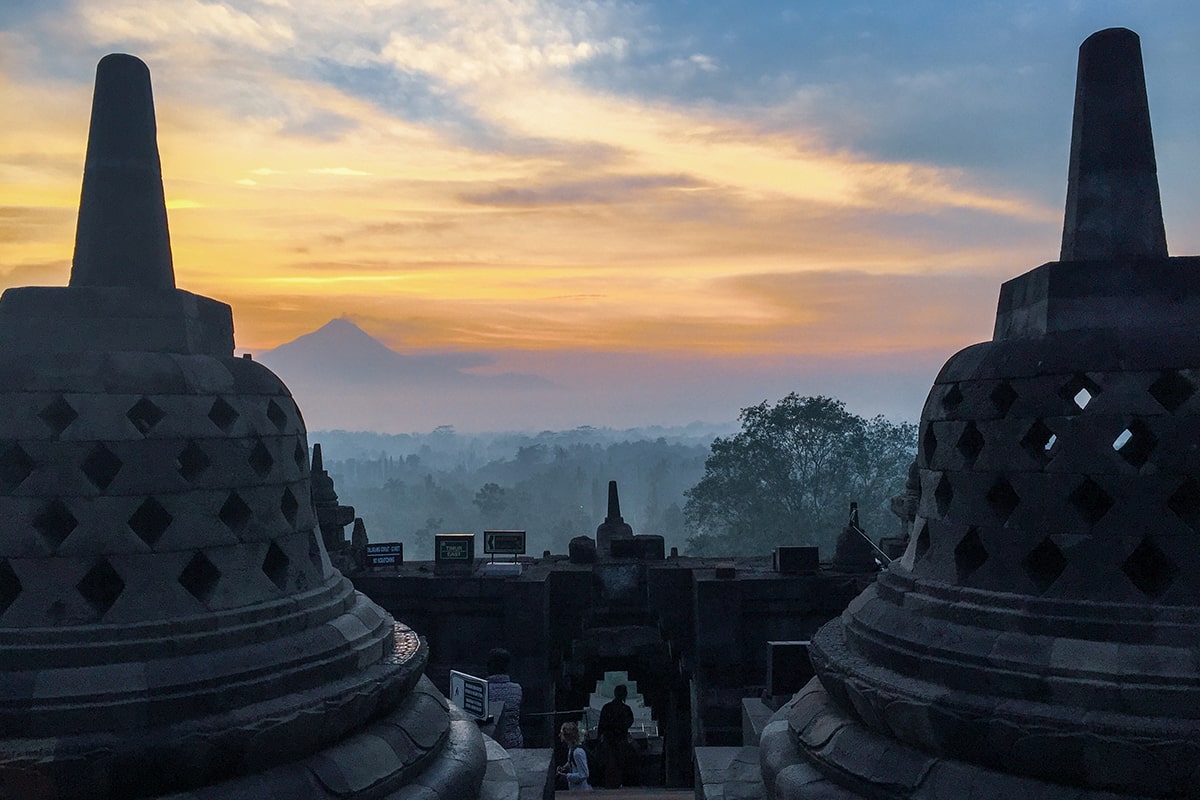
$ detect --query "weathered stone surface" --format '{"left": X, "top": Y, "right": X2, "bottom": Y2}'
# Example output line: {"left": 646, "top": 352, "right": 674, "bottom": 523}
{"left": 695, "top": 746, "right": 765, "bottom": 800}
{"left": 70, "top": 53, "right": 174, "bottom": 291}
{"left": 0, "top": 53, "right": 488, "bottom": 800}
{"left": 595, "top": 479, "right": 634, "bottom": 555}
{"left": 786, "top": 27, "right": 1200, "bottom": 800}
{"left": 1060, "top": 28, "right": 1165, "bottom": 262}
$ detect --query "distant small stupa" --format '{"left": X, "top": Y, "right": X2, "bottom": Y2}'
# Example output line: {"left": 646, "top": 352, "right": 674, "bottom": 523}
{"left": 596, "top": 479, "right": 634, "bottom": 554}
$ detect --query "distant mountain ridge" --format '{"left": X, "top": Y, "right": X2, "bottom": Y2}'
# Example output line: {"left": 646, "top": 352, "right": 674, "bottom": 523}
{"left": 251, "top": 318, "right": 559, "bottom": 432}
{"left": 257, "top": 318, "right": 552, "bottom": 389}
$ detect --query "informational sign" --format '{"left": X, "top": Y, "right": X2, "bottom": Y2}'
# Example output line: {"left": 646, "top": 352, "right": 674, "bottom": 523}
{"left": 449, "top": 669, "right": 490, "bottom": 720}
{"left": 483, "top": 529, "right": 526, "bottom": 556}
{"left": 435, "top": 533, "right": 475, "bottom": 562}
{"left": 366, "top": 542, "right": 403, "bottom": 569}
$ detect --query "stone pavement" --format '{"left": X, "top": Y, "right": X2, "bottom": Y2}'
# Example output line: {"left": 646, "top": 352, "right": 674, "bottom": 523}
{"left": 558, "top": 790, "right": 694, "bottom": 799}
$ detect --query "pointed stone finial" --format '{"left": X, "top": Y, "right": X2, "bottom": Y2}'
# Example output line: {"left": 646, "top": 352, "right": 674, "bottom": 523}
{"left": 596, "top": 479, "right": 633, "bottom": 555}
{"left": 70, "top": 53, "right": 175, "bottom": 289}
{"left": 1060, "top": 28, "right": 1167, "bottom": 261}
{"left": 606, "top": 480, "right": 623, "bottom": 522}
{"left": 312, "top": 443, "right": 324, "bottom": 472}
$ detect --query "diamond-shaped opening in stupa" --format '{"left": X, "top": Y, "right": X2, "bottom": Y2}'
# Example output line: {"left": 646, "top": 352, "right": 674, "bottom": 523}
{"left": 1112, "top": 419, "right": 1157, "bottom": 468}
{"left": 176, "top": 440, "right": 210, "bottom": 482}
{"left": 1122, "top": 536, "right": 1179, "bottom": 598}
{"left": 955, "top": 422, "right": 985, "bottom": 465}
{"left": 954, "top": 526, "right": 988, "bottom": 583}
{"left": 207, "top": 397, "right": 239, "bottom": 432}
{"left": 280, "top": 487, "right": 299, "bottom": 528}
{"left": 1022, "top": 536, "right": 1068, "bottom": 594}
{"left": 1148, "top": 370, "right": 1195, "bottom": 413}
{"left": 266, "top": 399, "right": 288, "bottom": 432}
{"left": 1068, "top": 477, "right": 1113, "bottom": 526}
{"left": 38, "top": 395, "right": 78, "bottom": 436}
{"left": 934, "top": 474, "right": 953, "bottom": 516}
{"left": 126, "top": 396, "right": 165, "bottom": 435}
{"left": 922, "top": 425, "right": 938, "bottom": 464}
{"left": 1060, "top": 373, "right": 1101, "bottom": 413}
{"left": 985, "top": 477, "right": 1019, "bottom": 524}
{"left": 81, "top": 443, "right": 123, "bottom": 491}
{"left": 1168, "top": 477, "right": 1200, "bottom": 533}
{"left": 0, "top": 559, "right": 21, "bottom": 616}
{"left": 128, "top": 496, "right": 173, "bottom": 548}
{"left": 0, "top": 441, "right": 35, "bottom": 491}
{"left": 990, "top": 382, "right": 1018, "bottom": 416}
{"left": 1020, "top": 419, "right": 1058, "bottom": 466}
{"left": 248, "top": 438, "right": 273, "bottom": 478}
{"left": 179, "top": 551, "right": 221, "bottom": 603}
{"left": 33, "top": 500, "right": 78, "bottom": 549}
{"left": 77, "top": 557, "right": 125, "bottom": 616}
{"left": 262, "top": 540, "right": 290, "bottom": 591}
{"left": 941, "top": 383, "right": 964, "bottom": 412}
{"left": 218, "top": 491, "right": 253, "bottom": 535}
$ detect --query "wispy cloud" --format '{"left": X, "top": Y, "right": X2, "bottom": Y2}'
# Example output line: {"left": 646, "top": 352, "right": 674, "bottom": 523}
{"left": 0, "top": 0, "right": 1071, "bottom": 374}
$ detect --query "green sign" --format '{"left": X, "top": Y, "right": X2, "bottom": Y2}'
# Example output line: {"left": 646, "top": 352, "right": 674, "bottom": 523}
{"left": 483, "top": 530, "right": 526, "bottom": 555}
{"left": 435, "top": 533, "right": 474, "bottom": 562}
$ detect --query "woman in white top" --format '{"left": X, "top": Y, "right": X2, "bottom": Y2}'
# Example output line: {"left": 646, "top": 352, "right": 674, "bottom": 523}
{"left": 556, "top": 721, "right": 592, "bottom": 792}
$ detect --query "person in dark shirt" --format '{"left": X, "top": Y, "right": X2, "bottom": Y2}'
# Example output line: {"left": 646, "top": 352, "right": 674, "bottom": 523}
{"left": 485, "top": 648, "right": 523, "bottom": 749}
{"left": 597, "top": 684, "right": 634, "bottom": 788}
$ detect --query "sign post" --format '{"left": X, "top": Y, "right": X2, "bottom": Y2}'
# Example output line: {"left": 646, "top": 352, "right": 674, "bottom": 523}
{"left": 449, "top": 669, "right": 490, "bottom": 720}
{"left": 434, "top": 532, "right": 475, "bottom": 575}
{"left": 483, "top": 530, "right": 526, "bottom": 558}
{"left": 365, "top": 542, "right": 403, "bottom": 570}
{"left": 481, "top": 530, "right": 525, "bottom": 576}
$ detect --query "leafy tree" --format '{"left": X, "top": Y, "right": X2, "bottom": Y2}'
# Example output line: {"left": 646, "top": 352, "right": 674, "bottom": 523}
{"left": 473, "top": 482, "right": 508, "bottom": 516}
{"left": 684, "top": 394, "right": 915, "bottom": 556}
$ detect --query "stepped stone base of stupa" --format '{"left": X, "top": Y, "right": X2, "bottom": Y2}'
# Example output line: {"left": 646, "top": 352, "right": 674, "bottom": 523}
{"left": 153, "top": 677, "right": 488, "bottom": 800}
{"left": 759, "top": 678, "right": 1168, "bottom": 800}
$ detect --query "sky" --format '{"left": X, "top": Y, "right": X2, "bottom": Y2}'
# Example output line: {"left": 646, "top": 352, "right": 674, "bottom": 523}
{"left": 3, "top": 1, "right": 1200, "bottom": 431}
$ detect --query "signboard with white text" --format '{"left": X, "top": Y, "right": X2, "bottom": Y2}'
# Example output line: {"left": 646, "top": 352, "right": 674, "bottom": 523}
{"left": 483, "top": 530, "right": 526, "bottom": 555}
{"left": 449, "top": 669, "right": 489, "bottom": 719}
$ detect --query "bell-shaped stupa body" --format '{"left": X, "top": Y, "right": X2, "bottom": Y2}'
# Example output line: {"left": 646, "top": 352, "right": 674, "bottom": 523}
{"left": 0, "top": 55, "right": 486, "bottom": 800}
{"left": 762, "top": 29, "right": 1200, "bottom": 800}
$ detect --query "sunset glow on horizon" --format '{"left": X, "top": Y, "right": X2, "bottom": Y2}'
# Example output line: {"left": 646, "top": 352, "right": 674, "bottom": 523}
{"left": 5, "top": 2, "right": 1200, "bottom": 429}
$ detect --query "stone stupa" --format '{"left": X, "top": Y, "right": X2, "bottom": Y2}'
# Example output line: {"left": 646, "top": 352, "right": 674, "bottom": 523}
{"left": 761, "top": 28, "right": 1200, "bottom": 799}
{"left": 595, "top": 480, "right": 634, "bottom": 555}
{"left": 0, "top": 54, "right": 490, "bottom": 800}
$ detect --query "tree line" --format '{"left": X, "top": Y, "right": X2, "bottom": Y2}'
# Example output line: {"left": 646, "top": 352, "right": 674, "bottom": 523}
{"left": 317, "top": 396, "right": 916, "bottom": 560}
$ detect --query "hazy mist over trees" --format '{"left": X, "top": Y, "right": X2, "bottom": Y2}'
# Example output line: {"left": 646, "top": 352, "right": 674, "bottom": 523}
{"left": 316, "top": 394, "right": 916, "bottom": 560}
{"left": 314, "top": 425, "right": 727, "bottom": 559}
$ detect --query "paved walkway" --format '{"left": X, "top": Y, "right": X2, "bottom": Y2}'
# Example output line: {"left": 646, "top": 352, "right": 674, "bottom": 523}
{"left": 556, "top": 790, "right": 693, "bottom": 799}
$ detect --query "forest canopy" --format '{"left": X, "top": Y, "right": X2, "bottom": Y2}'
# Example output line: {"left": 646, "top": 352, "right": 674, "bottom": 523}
{"left": 684, "top": 394, "right": 917, "bottom": 556}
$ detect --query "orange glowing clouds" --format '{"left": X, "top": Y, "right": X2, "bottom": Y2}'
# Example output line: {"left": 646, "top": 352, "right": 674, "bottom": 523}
{"left": 0, "top": 0, "right": 1062, "bottom": 363}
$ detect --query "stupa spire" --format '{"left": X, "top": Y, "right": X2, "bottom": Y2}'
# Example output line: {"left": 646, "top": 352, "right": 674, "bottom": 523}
{"left": 70, "top": 53, "right": 174, "bottom": 289}
{"left": 1060, "top": 27, "right": 1167, "bottom": 260}
{"left": 605, "top": 480, "right": 623, "bottom": 522}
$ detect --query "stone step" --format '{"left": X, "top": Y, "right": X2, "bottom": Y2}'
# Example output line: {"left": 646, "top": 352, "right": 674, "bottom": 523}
{"left": 564, "top": 789, "right": 692, "bottom": 799}
{"left": 693, "top": 746, "right": 765, "bottom": 800}
{"left": 479, "top": 737, "right": 522, "bottom": 800}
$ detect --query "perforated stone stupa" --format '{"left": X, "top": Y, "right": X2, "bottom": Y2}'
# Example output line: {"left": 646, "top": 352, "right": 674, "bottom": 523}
{"left": 0, "top": 54, "right": 489, "bottom": 800}
{"left": 761, "top": 28, "right": 1200, "bottom": 799}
